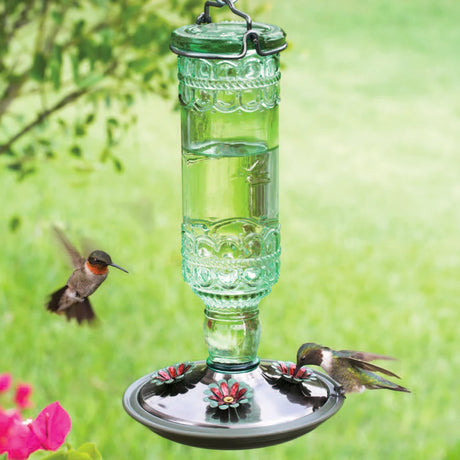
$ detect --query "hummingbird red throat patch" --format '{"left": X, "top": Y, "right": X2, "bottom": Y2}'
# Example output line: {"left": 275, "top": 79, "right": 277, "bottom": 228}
{"left": 85, "top": 261, "right": 109, "bottom": 275}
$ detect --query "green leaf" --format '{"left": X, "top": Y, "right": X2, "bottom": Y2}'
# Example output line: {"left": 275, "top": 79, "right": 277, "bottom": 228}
{"left": 112, "top": 156, "right": 123, "bottom": 173}
{"left": 70, "top": 53, "right": 80, "bottom": 84}
{"left": 40, "top": 451, "right": 69, "bottom": 460}
{"left": 99, "top": 148, "right": 110, "bottom": 163}
{"left": 30, "top": 52, "right": 47, "bottom": 81}
{"left": 50, "top": 45, "right": 63, "bottom": 90}
{"left": 3, "top": 147, "right": 16, "bottom": 157}
{"left": 74, "top": 122, "right": 86, "bottom": 136}
{"left": 128, "top": 57, "right": 151, "bottom": 73}
{"left": 124, "top": 93, "right": 134, "bottom": 107}
{"left": 77, "top": 73, "right": 103, "bottom": 89}
{"left": 72, "top": 19, "right": 86, "bottom": 38}
{"left": 78, "top": 38, "right": 93, "bottom": 61}
{"left": 51, "top": 10, "right": 64, "bottom": 24}
{"left": 85, "top": 113, "right": 95, "bottom": 124}
{"left": 76, "top": 442, "right": 102, "bottom": 460}
{"left": 97, "top": 43, "right": 112, "bottom": 63}
{"left": 9, "top": 216, "right": 21, "bottom": 232}
{"left": 70, "top": 145, "right": 82, "bottom": 157}
{"left": 143, "top": 70, "right": 155, "bottom": 83}
{"left": 67, "top": 452, "right": 91, "bottom": 460}
{"left": 106, "top": 125, "right": 114, "bottom": 146}
{"left": 7, "top": 162, "right": 22, "bottom": 171}
{"left": 123, "top": 4, "right": 142, "bottom": 20}
{"left": 23, "top": 144, "right": 35, "bottom": 157}
{"left": 132, "top": 23, "right": 154, "bottom": 48}
{"left": 18, "top": 167, "right": 36, "bottom": 180}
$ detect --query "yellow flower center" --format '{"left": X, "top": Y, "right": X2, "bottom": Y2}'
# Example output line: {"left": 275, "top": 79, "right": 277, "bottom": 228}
{"left": 223, "top": 396, "right": 234, "bottom": 404}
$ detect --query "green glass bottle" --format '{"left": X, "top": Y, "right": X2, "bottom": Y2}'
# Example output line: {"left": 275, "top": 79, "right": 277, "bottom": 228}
{"left": 171, "top": 20, "right": 286, "bottom": 372}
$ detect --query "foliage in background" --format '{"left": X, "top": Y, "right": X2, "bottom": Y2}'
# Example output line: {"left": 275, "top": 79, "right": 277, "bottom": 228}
{"left": 0, "top": 0, "right": 265, "bottom": 179}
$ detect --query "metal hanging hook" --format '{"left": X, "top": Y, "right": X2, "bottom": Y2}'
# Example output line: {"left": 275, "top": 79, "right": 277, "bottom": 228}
{"left": 171, "top": 0, "right": 287, "bottom": 59}
{"left": 197, "top": 0, "right": 251, "bottom": 30}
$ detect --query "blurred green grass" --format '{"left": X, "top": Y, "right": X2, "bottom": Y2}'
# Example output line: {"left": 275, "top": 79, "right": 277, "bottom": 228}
{"left": 1, "top": 0, "right": 459, "bottom": 458}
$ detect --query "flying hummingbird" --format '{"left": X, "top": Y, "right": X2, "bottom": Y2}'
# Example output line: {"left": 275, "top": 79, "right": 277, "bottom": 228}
{"left": 296, "top": 342, "right": 410, "bottom": 394}
{"left": 46, "top": 227, "right": 128, "bottom": 324}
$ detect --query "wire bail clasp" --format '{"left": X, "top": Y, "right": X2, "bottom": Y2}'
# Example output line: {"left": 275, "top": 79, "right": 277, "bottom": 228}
{"left": 170, "top": 0, "right": 287, "bottom": 59}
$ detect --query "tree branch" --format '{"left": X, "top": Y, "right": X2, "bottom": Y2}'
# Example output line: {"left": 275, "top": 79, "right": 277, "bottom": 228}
{"left": 0, "top": 12, "right": 115, "bottom": 122}
{"left": 0, "top": 60, "right": 118, "bottom": 155}
{"left": 0, "top": 87, "right": 88, "bottom": 155}
{"left": 0, "top": 75, "right": 28, "bottom": 121}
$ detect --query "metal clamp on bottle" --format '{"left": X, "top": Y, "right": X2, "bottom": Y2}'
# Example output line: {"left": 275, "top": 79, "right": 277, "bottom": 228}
{"left": 170, "top": 0, "right": 288, "bottom": 59}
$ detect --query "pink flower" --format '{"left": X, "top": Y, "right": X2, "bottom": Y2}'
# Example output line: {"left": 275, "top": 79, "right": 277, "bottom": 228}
{"left": 14, "top": 384, "right": 33, "bottom": 410}
{"left": 0, "top": 409, "right": 40, "bottom": 460}
{"left": 0, "top": 374, "right": 12, "bottom": 393}
{"left": 29, "top": 401, "right": 71, "bottom": 451}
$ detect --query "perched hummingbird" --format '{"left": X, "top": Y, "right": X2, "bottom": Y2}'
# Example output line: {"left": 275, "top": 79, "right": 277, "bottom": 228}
{"left": 46, "top": 227, "right": 128, "bottom": 324}
{"left": 296, "top": 342, "right": 410, "bottom": 394}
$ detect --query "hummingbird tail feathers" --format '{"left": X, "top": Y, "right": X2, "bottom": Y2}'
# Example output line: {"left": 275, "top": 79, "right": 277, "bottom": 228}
{"left": 46, "top": 286, "right": 96, "bottom": 324}
{"left": 64, "top": 298, "right": 96, "bottom": 324}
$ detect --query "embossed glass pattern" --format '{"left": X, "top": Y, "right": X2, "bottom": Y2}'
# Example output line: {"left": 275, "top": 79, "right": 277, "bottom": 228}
{"left": 178, "top": 32, "right": 281, "bottom": 370}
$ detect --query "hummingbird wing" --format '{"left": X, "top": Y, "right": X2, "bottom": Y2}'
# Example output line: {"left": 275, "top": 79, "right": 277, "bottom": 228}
{"left": 53, "top": 226, "right": 85, "bottom": 268}
{"left": 357, "top": 369, "right": 411, "bottom": 393}
{"left": 336, "top": 349, "right": 396, "bottom": 362}
{"left": 342, "top": 357, "right": 401, "bottom": 379}
{"left": 46, "top": 285, "right": 68, "bottom": 313}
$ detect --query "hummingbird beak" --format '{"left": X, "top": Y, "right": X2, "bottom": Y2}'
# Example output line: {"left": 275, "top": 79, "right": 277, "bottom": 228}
{"left": 110, "top": 263, "right": 129, "bottom": 273}
{"left": 294, "top": 364, "right": 301, "bottom": 375}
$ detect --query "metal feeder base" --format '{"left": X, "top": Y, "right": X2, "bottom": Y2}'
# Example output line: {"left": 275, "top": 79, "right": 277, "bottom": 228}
{"left": 123, "top": 360, "right": 344, "bottom": 449}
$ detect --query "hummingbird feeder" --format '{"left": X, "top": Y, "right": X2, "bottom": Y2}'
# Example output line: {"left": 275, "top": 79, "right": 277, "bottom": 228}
{"left": 123, "top": 0, "right": 344, "bottom": 449}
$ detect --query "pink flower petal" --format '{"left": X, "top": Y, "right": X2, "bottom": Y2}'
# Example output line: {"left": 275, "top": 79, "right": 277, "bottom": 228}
{"left": 177, "top": 363, "right": 185, "bottom": 375}
{"left": 0, "top": 409, "right": 22, "bottom": 433}
{"left": 0, "top": 411, "right": 40, "bottom": 459}
{"left": 0, "top": 374, "right": 12, "bottom": 393}
{"left": 0, "top": 410, "right": 18, "bottom": 447}
{"left": 29, "top": 401, "right": 71, "bottom": 451}
{"left": 14, "top": 384, "right": 33, "bottom": 410}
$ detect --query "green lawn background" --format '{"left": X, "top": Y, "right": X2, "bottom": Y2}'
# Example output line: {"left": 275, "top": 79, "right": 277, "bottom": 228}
{"left": 1, "top": 0, "right": 459, "bottom": 459}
